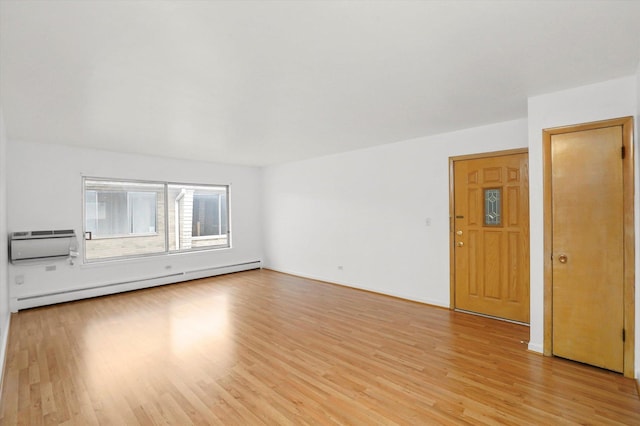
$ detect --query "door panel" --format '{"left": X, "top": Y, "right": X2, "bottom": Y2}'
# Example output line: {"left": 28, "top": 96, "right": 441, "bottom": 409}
{"left": 453, "top": 153, "right": 530, "bottom": 323}
{"left": 551, "top": 126, "right": 624, "bottom": 372}
{"left": 484, "top": 231, "right": 502, "bottom": 299}
{"left": 508, "top": 232, "right": 521, "bottom": 300}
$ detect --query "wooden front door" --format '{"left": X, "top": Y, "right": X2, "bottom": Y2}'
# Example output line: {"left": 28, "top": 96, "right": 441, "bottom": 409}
{"left": 549, "top": 124, "right": 626, "bottom": 372}
{"left": 451, "top": 151, "right": 530, "bottom": 323}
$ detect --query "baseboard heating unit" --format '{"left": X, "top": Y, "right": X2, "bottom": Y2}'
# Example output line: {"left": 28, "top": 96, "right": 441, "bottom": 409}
{"left": 13, "top": 260, "right": 261, "bottom": 311}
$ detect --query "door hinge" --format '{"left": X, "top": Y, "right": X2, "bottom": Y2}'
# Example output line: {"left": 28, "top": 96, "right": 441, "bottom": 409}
{"left": 621, "top": 146, "right": 626, "bottom": 159}
{"left": 623, "top": 328, "right": 626, "bottom": 342}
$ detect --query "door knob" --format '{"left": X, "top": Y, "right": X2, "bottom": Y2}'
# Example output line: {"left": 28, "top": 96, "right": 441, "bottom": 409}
{"left": 457, "top": 241, "right": 464, "bottom": 247}
{"left": 456, "top": 230, "right": 463, "bottom": 236}
{"left": 558, "top": 254, "right": 568, "bottom": 264}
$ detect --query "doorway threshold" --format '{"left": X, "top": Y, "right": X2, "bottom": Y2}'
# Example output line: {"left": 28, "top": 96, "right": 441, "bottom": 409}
{"left": 454, "top": 308, "right": 530, "bottom": 326}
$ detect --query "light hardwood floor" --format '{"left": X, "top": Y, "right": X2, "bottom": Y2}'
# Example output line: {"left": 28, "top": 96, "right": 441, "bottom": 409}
{"left": 1, "top": 269, "right": 639, "bottom": 425}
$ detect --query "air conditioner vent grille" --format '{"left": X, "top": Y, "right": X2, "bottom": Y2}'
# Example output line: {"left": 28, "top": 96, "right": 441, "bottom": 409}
{"left": 11, "top": 230, "right": 76, "bottom": 240}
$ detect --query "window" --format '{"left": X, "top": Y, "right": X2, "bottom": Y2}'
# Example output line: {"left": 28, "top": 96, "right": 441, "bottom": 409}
{"left": 484, "top": 188, "right": 502, "bottom": 226}
{"left": 167, "top": 184, "right": 229, "bottom": 251}
{"left": 85, "top": 189, "right": 157, "bottom": 237}
{"left": 84, "top": 178, "right": 230, "bottom": 262}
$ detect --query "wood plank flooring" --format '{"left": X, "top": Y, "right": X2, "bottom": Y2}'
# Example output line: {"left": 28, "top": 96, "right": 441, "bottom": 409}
{"left": 1, "top": 269, "right": 639, "bottom": 425}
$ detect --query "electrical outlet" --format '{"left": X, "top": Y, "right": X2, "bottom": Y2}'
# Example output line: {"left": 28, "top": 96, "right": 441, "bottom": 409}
{"left": 45, "top": 265, "right": 56, "bottom": 272}
{"left": 15, "top": 275, "right": 24, "bottom": 285}
{"left": 337, "top": 265, "right": 343, "bottom": 270}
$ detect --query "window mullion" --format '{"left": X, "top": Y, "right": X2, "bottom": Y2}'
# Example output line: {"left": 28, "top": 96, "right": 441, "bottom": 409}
{"left": 164, "top": 183, "right": 169, "bottom": 254}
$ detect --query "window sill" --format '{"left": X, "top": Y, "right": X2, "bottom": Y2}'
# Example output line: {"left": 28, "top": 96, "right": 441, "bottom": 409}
{"left": 87, "top": 232, "right": 160, "bottom": 240}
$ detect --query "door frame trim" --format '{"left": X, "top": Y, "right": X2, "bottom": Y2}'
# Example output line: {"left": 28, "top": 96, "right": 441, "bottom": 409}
{"left": 542, "top": 116, "right": 635, "bottom": 378}
{"left": 448, "top": 148, "right": 529, "bottom": 311}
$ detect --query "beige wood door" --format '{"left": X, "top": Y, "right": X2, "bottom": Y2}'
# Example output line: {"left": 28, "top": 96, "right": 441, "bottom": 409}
{"left": 452, "top": 152, "right": 530, "bottom": 323}
{"left": 550, "top": 126, "right": 624, "bottom": 372}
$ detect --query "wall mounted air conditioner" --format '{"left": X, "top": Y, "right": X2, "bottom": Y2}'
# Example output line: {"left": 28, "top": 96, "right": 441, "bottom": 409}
{"left": 9, "top": 230, "right": 77, "bottom": 263}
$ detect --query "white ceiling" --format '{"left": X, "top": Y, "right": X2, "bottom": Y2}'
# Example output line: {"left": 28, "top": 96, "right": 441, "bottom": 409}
{"left": 1, "top": 1, "right": 640, "bottom": 166}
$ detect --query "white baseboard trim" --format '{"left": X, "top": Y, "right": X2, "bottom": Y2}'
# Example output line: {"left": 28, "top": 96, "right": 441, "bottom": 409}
{"left": 0, "top": 313, "right": 11, "bottom": 401}
{"left": 265, "top": 267, "right": 449, "bottom": 309}
{"left": 13, "top": 260, "right": 261, "bottom": 311}
{"left": 528, "top": 342, "right": 544, "bottom": 354}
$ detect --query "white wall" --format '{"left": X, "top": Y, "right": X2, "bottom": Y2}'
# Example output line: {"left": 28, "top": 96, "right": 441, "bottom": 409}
{"left": 527, "top": 76, "right": 638, "bottom": 354}
{"left": 6, "top": 141, "right": 263, "bottom": 311}
{"left": 0, "top": 108, "right": 10, "bottom": 389}
{"left": 263, "top": 119, "right": 528, "bottom": 306}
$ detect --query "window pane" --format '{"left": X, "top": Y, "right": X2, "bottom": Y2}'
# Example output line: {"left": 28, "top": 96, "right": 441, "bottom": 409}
{"left": 168, "top": 184, "right": 229, "bottom": 251}
{"left": 85, "top": 190, "right": 98, "bottom": 234}
{"left": 484, "top": 188, "right": 501, "bottom": 226}
{"left": 129, "top": 192, "right": 157, "bottom": 234}
{"left": 96, "top": 191, "right": 128, "bottom": 235}
{"left": 193, "top": 194, "right": 219, "bottom": 236}
{"left": 84, "top": 179, "right": 165, "bottom": 261}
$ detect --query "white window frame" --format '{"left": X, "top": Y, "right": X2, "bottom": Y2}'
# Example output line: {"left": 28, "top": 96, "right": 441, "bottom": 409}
{"left": 83, "top": 177, "right": 231, "bottom": 263}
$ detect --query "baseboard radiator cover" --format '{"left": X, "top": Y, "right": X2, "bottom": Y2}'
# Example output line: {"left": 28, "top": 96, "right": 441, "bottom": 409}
{"left": 13, "top": 260, "right": 261, "bottom": 311}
